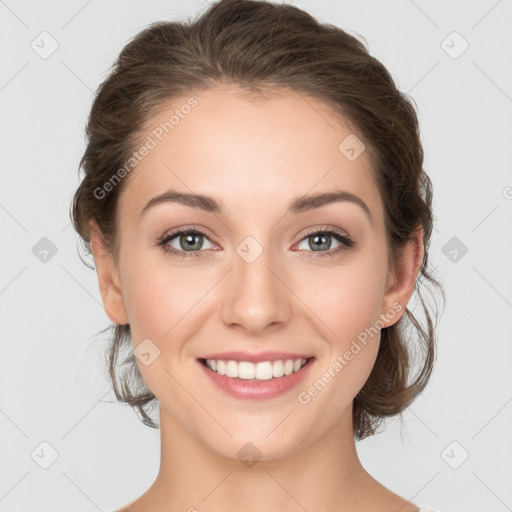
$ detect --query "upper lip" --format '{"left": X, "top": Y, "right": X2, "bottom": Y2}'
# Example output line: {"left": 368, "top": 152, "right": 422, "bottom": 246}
{"left": 199, "top": 351, "right": 314, "bottom": 363}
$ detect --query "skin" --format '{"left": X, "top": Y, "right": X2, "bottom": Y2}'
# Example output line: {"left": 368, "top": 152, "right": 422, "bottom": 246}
{"left": 90, "top": 86, "right": 424, "bottom": 512}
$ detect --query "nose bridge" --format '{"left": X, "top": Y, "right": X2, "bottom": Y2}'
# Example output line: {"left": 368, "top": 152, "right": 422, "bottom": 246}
{"left": 220, "top": 234, "right": 291, "bottom": 334}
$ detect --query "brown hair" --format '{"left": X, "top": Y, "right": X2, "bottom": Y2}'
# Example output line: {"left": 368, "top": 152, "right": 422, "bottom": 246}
{"left": 71, "top": 0, "right": 444, "bottom": 440}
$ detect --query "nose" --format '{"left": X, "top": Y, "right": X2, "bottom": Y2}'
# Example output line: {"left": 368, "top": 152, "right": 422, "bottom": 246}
{"left": 219, "top": 241, "right": 293, "bottom": 336}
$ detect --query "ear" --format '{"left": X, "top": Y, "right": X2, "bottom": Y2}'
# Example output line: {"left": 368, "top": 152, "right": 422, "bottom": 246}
{"left": 380, "top": 225, "right": 424, "bottom": 327}
{"left": 89, "top": 219, "right": 129, "bottom": 325}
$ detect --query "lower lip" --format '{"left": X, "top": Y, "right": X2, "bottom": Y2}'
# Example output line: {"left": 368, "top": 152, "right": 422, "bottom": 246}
{"left": 197, "top": 358, "right": 314, "bottom": 400}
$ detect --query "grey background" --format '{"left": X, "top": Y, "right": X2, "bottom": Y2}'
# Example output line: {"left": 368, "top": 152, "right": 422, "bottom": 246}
{"left": 1, "top": 1, "right": 511, "bottom": 511}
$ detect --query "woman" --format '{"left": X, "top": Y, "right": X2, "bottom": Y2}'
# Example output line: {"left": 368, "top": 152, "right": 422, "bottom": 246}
{"left": 71, "top": 0, "right": 444, "bottom": 510}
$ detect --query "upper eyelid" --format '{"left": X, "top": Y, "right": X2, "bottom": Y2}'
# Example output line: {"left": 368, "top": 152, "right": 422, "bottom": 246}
{"left": 160, "top": 226, "right": 212, "bottom": 243}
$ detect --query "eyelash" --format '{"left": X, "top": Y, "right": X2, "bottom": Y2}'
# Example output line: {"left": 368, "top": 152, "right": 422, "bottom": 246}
{"left": 157, "top": 225, "right": 355, "bottom": 259}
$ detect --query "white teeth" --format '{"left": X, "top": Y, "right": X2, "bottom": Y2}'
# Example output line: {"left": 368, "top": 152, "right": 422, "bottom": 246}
{"left": 226, "top": 360, "right": 238, "bottom": 378}
{"left": 255, "top": 361, "right": 273, "bottom": 380}
{"left": 204, "top": 358, "right": 308, "bottom": 380}
{"left": 216, "top": 360, "right": 226, "bottom": 375}
{"left": 238, "top": 361, "right": 255, "bottom": 380}
{"left": 272, "top": 360, "right": 284, "bottom": 377}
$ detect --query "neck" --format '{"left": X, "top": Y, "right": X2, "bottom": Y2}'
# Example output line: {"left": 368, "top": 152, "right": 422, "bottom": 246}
{"left": 136, "top": 405, "right": 380, "bottom": 512}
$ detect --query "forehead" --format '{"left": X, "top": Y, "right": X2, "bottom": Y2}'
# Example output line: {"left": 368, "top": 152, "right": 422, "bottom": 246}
{"left": 119, "top": 86, "right": 383, "bottom": 225}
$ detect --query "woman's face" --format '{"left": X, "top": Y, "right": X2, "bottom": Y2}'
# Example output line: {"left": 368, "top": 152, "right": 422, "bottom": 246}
{"left": 95, "top": 86, "right": 410, "bottom": 460}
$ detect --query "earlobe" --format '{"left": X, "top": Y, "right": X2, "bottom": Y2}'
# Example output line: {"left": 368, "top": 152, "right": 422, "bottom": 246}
{"left": 89, "top": 220, "right": 129, "bottom": 325}
{"left": 381, "top": 225, "right": 424, "bottom": 327}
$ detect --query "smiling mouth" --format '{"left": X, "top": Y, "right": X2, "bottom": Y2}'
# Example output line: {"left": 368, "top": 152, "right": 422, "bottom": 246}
{"left": 199, "top": 357, "right": 314, "bottom": 381}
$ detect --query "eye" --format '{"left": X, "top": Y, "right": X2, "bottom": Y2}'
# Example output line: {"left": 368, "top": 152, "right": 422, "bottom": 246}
{"left": 158, "top": 227, "right": 215, "bottom": 259}
{"left": 295, "top": 228, "right": 354, "bottom": 258}
{"left": 157, "top": 225, "right": 355, "bottom": 259}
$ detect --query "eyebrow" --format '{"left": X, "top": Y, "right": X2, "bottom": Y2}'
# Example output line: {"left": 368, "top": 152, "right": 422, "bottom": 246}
{"left": 139, "top": 188, "right": 372, "bottom": 224}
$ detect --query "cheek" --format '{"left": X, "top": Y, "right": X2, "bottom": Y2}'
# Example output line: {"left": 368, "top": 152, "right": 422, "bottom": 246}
{"left": 119, "top": 256, "right": 204, "bottom": 398}
{"left": 122, "top": 265, "right": 200, "bottom": 343}
{"left": 293, "top": 252, "right": 387, "bottom": 395}
{"left": 297, "top": 254, "right": 388, "bottom": 341}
